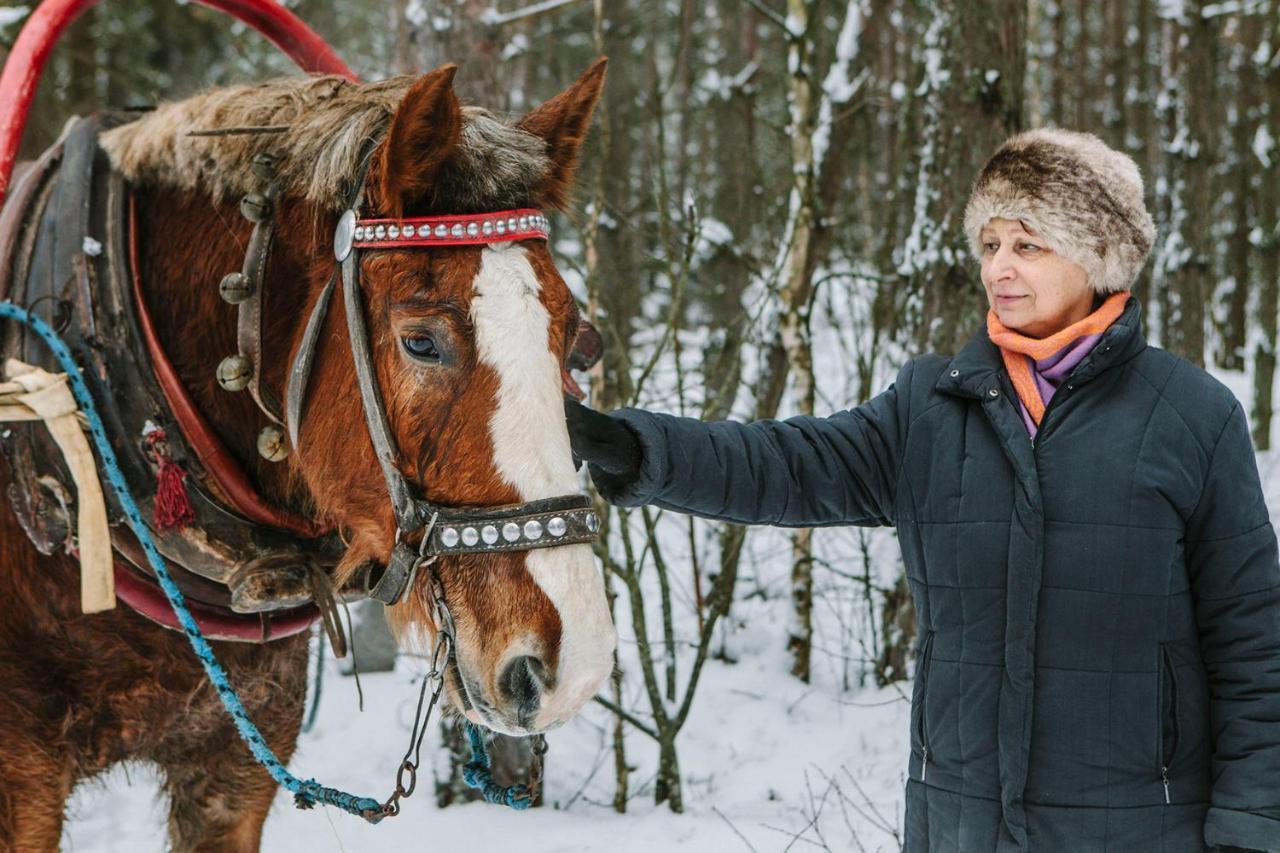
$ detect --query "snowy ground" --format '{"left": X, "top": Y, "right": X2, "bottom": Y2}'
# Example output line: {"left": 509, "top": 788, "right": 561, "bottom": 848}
{"left": 62, "top": 631, "right": 911, "bottom": 852}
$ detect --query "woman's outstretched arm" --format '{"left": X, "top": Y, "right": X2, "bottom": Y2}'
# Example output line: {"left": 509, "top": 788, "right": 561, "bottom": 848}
{"left": 568, "top": 359, "right": 916, "bottom": 528}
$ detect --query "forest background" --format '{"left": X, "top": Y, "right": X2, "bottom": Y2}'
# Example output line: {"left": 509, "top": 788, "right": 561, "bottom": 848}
{"left": 1, "top": 0, "right": 1278, "bottom": 849}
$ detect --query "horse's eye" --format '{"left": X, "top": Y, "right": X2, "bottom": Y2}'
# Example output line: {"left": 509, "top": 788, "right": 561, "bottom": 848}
{"left": 402, "top": 334, "right": 440, "bottom": 361}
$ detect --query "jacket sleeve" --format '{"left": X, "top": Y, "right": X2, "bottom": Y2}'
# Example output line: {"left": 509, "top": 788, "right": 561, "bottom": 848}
{"left": 1187, "top": 402, "right": 1280, "bottom": 853}
{"left": 589, "top": 358, "right": 914, "bottom": 527}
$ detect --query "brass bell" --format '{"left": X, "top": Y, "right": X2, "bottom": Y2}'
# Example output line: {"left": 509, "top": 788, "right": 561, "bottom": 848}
{"left": 219, "top": 272, "right": 253, "bottom": 304}
{"left": 257, "top": 425, "right": 288, "bottom": 462}
{"left": 216, "top": 355, "right": 253, "bottom": 392}
{"left": 250, "top": 152, "right": 278, "bottom": 182}
{"left": 240, "top": 193, "right": 272, "bottom": 223}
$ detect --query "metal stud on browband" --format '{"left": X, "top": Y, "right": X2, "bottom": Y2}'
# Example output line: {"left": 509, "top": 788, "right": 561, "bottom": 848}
{"left": 352, "top": 209, "right": 550, "bottom": 249}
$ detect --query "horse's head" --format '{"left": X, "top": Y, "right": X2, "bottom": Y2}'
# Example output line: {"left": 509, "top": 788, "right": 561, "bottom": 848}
{"left": 295, "top": 62, "right": 614, "bottom": 734}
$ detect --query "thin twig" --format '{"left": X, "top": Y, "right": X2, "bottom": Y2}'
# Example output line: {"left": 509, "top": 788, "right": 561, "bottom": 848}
{"left": 738, "top": 0, "right": 789, "bottom": 30}
{"left": 592, "top": 695, "right": 658, "bottom": 739}
{"left": 185, "top": 125, "right": 289, "bottom": 137}
{"left": 712, "top": 805, "right": 760, "bottom": 852}
{"left": 482, "top": 0, "right": 587, "bottom": 26}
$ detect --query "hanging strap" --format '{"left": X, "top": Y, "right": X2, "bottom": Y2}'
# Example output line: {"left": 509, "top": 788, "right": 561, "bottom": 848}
{"left": 0, "top": 357, "right": 113, "bottom": 613}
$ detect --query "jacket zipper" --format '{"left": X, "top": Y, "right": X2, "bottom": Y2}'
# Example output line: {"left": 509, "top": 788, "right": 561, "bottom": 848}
{"left": 915, "top": 630, "right": 936, "bottom": 782}
{"left": 1022, "top": 339, "right": 1111, "bottom": 448}
{"left": 1158, "top": 644, "right": 1180, "bottom": 804}
{"left": 1028, "top": 377, "right": 1076, "bottom": 450}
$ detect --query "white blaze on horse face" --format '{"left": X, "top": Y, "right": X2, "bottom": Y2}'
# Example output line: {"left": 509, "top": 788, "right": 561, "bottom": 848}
{"left": 470, "top": 242, "right": 616, "bottom": 730}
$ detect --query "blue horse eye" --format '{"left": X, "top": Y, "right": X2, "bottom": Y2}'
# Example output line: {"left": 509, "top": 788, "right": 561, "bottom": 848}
{"left": 402, "top": 335, "right": 440, "bottom": 360}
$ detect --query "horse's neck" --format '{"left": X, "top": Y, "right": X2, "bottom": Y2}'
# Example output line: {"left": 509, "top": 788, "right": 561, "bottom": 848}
{"left": 134, "top": 185, "right": 320, "bottom": 514}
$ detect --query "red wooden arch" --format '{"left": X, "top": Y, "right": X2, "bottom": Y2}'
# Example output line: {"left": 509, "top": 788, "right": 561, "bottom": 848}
{"left": 0, "top": 0, "right": 358, "bottom": 204}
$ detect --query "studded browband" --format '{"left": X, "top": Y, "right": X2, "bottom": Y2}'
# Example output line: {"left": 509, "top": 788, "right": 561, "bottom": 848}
{"left": 350, "top": 210, "right": 550, "bottom": 248}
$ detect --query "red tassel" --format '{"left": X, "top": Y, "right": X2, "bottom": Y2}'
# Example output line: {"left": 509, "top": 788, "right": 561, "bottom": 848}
{"left": 145, "top": 429, "right": 195, "bottom": 531}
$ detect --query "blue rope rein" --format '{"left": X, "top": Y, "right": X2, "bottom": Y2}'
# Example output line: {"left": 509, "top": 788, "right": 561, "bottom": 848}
{"left": 0, "top": 302, "right": 386, "bottom": 822}
{"left": 463, "top": 721, "right": 534, "bottom": 810}
{"left": 2, "top": 302, "right": 535, "bottom": 820}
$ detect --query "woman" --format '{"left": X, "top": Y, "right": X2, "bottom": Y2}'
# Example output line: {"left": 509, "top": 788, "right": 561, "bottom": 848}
{"left": 566, "top": 130, "right": 1280, "bottom": 852}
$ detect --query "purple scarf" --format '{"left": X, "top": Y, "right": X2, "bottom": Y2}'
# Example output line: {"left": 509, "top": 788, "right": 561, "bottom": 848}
{"left": 1014, "top": 332, "right": 1103, "bottom": 438}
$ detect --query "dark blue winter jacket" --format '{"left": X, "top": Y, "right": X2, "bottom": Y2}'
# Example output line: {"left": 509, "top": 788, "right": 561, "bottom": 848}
{"left": 596, "top": 297, "right": 1280, "bottom": 852}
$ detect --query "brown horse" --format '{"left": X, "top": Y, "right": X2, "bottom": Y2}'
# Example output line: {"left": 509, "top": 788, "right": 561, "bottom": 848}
{"left": 0, "top": 61, "right": 615, "bottom": 850}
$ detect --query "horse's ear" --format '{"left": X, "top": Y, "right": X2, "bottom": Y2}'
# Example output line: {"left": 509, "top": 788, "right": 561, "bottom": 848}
{"left": 377, "top": 64, "right": 463, "bottom": 217}
{"left": 518, "top": 57, "right": 607, "bottom": 209}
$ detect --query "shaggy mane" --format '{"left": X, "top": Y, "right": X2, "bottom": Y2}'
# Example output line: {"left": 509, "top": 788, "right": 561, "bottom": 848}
{"left": 101, "top": 74, "right": 550, "bottom": 212}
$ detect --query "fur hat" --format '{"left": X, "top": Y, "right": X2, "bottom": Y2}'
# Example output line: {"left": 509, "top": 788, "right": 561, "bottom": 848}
{"left": 963, "top": 128, "right": 1156, "bottom": 295}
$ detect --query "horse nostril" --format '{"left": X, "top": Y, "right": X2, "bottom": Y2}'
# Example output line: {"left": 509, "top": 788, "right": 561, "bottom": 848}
{"left": 499, "top": 655, "right": 545, "bottom": 709}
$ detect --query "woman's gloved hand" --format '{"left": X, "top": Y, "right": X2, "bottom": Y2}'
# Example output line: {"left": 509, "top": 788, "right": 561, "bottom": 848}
{"left": 563, "top": 398, "right": 642, "bottom": 482}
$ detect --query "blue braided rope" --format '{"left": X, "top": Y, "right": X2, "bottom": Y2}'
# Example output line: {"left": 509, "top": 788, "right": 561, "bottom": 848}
{"left": 462, "top": 722, "right": 533, "bottom": 810}
{"left": 0, "top": 303, "right": 385, "bottom": 822}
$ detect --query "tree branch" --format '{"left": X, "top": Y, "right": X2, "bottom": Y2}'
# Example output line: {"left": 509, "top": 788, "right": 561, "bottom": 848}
{"left": 738, "top": 0, "right": 789, "bottom": 32}
{"left": 594, "top": 696, "right": 658, "bottom": 739}
{"left": 482, "top": 0, "right": 588, "bottom": 26}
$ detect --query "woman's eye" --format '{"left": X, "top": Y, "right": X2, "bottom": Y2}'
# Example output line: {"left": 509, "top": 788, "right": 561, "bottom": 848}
{"left": 1018, "top": 242, "right": 1042, "bottom": 253}
{"left": 402, "top": 334, "right": 441, "bottom": 361}
{"left": 983, "top": 242, "right": 999, "bottom": 253}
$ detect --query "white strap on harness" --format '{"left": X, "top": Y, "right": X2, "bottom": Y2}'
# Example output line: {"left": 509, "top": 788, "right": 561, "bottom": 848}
{"left": 0, "top": 358, "right": 114, "bottom": 613}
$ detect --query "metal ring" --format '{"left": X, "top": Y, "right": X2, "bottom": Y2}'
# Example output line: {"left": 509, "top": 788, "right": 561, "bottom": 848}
{"left": 394, "top": 760, "right": 418, "bottom": 798}
{"left": 25, "top": 295, "right": 72, "bottom": 334}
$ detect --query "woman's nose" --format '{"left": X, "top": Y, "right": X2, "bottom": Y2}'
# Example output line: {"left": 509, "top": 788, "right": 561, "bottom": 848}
{"left": 988, "top": 247, "right": 1016, "bottom": 281}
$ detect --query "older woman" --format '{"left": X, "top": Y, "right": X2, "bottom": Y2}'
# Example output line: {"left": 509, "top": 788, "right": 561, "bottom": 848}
{"left": 566, "top": 130, "right": 1280, "bottom": 852}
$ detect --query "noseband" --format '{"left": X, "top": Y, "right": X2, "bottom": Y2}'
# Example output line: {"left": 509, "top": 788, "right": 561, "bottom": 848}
{"left": 264, "top": 146, "right": 600, "bottom": 606}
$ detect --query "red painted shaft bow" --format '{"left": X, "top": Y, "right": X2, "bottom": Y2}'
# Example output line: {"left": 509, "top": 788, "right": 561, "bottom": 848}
{"left": 0, "top": 0, "right": 358, "bottom": 206}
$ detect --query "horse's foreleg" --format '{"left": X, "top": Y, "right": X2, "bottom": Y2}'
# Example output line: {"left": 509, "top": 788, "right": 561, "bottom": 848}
{"left": 164, "top": 762, "right": 279, "bottom": 853}
{"left": 0, "top": 732, "right": 73, "bottom": 853}
{"left": 160, "top": 670, "right": 305, "bottom": 853}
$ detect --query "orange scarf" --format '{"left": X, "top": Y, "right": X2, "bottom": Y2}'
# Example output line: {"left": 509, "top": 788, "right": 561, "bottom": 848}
{"left": 986, "top": 291, "right": 1130, "bottom": 426}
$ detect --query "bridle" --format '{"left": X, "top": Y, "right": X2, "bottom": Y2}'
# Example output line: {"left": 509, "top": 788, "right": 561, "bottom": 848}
{"left": 221, "top": 141, "right": 601, "bottom": 608}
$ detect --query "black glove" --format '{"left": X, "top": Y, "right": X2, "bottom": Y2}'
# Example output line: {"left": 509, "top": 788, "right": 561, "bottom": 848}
{"left": 564, "top": 398, "right": 642, "bottom": 481}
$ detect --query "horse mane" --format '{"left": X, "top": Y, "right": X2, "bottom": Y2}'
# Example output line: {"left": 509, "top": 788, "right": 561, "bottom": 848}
{"left": 100, "top": 74, "right": 551, "bottom": 213}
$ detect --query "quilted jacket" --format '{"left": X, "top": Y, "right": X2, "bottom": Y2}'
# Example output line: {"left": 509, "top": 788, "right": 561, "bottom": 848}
{"left": 596, "top": 297, "right": 1280, "bottom": 852}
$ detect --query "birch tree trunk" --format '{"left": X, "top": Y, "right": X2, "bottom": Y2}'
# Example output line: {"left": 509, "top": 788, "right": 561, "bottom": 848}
{"left": 1156, "top": 0, "right": 1217, "bottom": 366}
{"left": 1220, "top": 18, "right": 1261, "bottom": 372}
{"left": 1253, "top": 4, "right": 1280, "bottom": 449}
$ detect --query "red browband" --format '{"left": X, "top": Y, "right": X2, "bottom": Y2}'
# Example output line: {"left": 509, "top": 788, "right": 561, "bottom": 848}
{"left": 354, "top": 208, "right": 549, "bottom": 249}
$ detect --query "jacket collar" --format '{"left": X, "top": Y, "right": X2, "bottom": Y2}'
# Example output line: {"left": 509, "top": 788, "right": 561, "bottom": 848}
{"left": 936, "top": 295, "right": 1148, "bottom": 399}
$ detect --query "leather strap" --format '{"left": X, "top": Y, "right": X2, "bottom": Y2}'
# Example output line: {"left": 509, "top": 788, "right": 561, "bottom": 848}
{"left": 0, "top": 141, "right": 63, "bottom": 302}
{"left": 234, "top": 198, "right": 284, "bottom": 424}
{"left": 113, "top": 558, "right": 318, "bottom": 643}
{"left": 341, "top": 246, "right": 422, "bottom": 533}
{"left": 285, "top": 266, "right": 337, "bottom": 450}
{"left": 1, "top": 359, "right": 114, "bottom": 613}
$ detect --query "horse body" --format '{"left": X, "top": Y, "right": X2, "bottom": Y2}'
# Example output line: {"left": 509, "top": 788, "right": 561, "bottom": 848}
{"left": 0, "top": 501, "right": 307, "bottom": 849}
{"left": 0, "top": 61, "right": 613, "bottom": 850}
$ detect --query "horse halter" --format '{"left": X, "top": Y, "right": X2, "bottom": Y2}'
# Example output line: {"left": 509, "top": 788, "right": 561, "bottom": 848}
{"left": 265, "top": 144, "right": 601, "bottom": 606}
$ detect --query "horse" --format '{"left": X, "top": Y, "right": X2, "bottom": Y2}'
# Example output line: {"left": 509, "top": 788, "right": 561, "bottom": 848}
{"left": 0, "top": 60, "right": 616, "bottom": 850}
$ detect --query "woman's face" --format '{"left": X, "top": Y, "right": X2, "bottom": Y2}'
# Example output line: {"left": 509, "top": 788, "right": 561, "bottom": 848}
{"left": 979, "top": 218, "right": 1094, "bottom": 338}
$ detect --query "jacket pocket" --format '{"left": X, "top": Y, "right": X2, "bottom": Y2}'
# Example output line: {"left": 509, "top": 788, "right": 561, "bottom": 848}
{"left": 913, "top": 630, "right": 937, "bottom": 782}
{"left": 1157, "top": 642, "right": 1180, "bottom": 803}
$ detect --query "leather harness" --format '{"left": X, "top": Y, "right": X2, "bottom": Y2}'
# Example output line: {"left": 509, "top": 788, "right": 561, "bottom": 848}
{"left": 0, "top": 115, "right": 602, "bottom": 644}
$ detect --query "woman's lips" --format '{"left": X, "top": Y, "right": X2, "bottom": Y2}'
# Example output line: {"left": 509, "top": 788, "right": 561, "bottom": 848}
{"left": 996, "top": 295, "right": 1026, "bottom": 304}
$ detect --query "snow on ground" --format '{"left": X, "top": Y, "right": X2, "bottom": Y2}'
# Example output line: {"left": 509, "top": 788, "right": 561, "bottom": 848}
{"left": 63, "top": 628, "right": 910, "bottom": 852}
